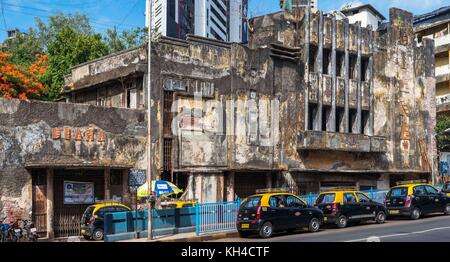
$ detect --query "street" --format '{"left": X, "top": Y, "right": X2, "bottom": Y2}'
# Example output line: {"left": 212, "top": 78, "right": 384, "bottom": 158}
{"left": 211, "top": 214, "right": 450, "bottom": 242}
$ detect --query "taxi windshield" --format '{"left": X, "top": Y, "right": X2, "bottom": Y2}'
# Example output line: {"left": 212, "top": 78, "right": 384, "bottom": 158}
{"left": 316, "top": 193, "right": 335, "bottom": 204}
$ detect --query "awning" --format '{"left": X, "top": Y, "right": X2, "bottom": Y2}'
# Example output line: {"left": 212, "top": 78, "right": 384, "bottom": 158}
{"left": 25, "top": 161, "right": 133, "bottom": 170}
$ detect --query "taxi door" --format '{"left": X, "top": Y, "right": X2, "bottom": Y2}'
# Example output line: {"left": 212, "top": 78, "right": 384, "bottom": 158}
{"left": 342, "top": 192, "right": 360, "bottom": 220}
{"left": 424, "top": 185, "right": 446, "bottom": 212}
{"left": 286, "top": 195, "right": 310, "bottom": 228}
{"left": 355, "top": 192, "right": 375, "bottom": 219}
{"left": 268, "top": 195, "right": 291, "bottom": 230}
{"left": 412, "top": 185, "right": 433, "bottom": 213}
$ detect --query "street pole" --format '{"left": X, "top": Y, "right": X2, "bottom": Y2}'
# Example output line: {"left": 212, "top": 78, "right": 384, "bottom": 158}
{"left": 146, "top": 0, "right": 153, "bottom": 241}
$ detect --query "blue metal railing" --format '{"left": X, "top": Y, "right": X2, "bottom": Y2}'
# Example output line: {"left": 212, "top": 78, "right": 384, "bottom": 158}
{"left": 105, "top": 189, "right": 391, "bottom": 239}
{"left": 196, "top": 199, "right": 240, "bottom": 236}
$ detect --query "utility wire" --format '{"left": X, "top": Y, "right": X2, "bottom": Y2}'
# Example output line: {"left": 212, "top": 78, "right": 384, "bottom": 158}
{"left": 118, "top": 0, "right": 140, "bottom": 27}
{"left": 0, "top": 0, "right": 7, "bottom": 30}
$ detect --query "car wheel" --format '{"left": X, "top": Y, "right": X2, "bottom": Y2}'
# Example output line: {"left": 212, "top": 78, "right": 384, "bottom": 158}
{"left": 336, "top": 215, "right": 348, "bottom": 228}
{"left": 375, "top": 211, "right": 386, "bottom": 224}
{"left": 92, "top": 228, "right": 104, "bottom": 241}
{"left": 444, "top": 204, "right": 450, "bottom": 215}
{"left": 308, "top": 218, "right": 320, "bottom": 233}
{"left": 410, "top": 207, "right": 420, "bottom": 220}
{"left": 238, "top": 231, "right": 250, "bottom": 238}
{"left": 259, "top": 222, "right": 273, "bottom": 238}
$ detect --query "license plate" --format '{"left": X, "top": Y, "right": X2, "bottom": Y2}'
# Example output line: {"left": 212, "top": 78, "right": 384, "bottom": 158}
{"left": 81, "top": 229, "right": 85, "bottom": 234}
{"left": 389, "top": 210, "right": 400, "bottom": 214}
{"left": 30, "top": 228, "right": 37, "bottom": 233}
{"left": 241, "top": 224, "right": 249, "bottom": 229}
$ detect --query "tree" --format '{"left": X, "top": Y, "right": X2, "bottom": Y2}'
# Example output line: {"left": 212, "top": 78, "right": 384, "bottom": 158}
{"left": 436, "top": 115, "right": 450, "bottom": 152}
{"left": 0, "top": 52, "right": 48, "bottom": 100}
{"left": 105, "top": 27, "right": 146, "bottom": 53}
{"left": 43, "top": 27, "right": 109, "bottom": 100}
{"left": 1, "top": 12, "right": 145, "bottom": 101}
{"left": 0, "top": 29, "right": 43, "bottom": 68}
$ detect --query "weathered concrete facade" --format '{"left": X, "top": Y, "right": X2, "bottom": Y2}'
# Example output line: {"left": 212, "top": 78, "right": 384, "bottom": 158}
{"left": 61, "top": 8, "right": 437, "bottom": 199}
{"left": 0, "top": 98, "right": 146, "bottom": 238}
{"left": 0, "top": 7, "right": 437, "bottom": 238}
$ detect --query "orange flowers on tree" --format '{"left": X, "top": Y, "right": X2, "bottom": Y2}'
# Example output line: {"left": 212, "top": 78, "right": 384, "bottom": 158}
{"left": 0, "top": 52, "right": 48, "bottom": 100}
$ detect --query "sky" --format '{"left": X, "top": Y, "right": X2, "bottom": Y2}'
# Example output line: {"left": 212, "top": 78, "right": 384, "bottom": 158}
{"left": 0, "top": 0, "right": 449, "bottom": 41}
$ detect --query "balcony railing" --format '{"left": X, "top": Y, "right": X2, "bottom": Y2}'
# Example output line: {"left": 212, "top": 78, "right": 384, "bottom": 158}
{"left": 436, "top": 64, "right": 450, "bottom": 77}
{"left": 436, "top": 94, "right": 450, "bottom": 106}
{"left": 434, "top": 34, "right": 450, "bottom": 47}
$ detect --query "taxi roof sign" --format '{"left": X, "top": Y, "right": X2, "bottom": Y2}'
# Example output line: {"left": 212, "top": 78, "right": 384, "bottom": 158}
{"left": 255, "top": 188, "right": 291, "bottom": 194}
{"left": 396, "top": 179, "right": 428, "bottom": 186}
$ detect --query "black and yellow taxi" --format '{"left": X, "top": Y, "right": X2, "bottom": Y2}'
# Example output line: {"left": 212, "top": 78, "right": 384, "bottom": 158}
{"left": 314, "top": 188, "right": 387, "bottom": 228}
{"left": 385, "top": 180, "right": 450, "bottom": 220}
{"left": 236, "top": 189, "right": 324, "bottom": 238}
{"left": 80, "top": 202, "right": 131, "bottom": 241}
{"left": 161, "top": 200, "right": 196, "bottom": 209}
{"left": 442, "top": 182, "right": 450, "bottom": 197}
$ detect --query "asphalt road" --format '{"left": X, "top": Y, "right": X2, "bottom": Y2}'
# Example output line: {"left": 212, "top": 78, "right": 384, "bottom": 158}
{"left": 210, "top": 214, "right": 450, "bottom": 242}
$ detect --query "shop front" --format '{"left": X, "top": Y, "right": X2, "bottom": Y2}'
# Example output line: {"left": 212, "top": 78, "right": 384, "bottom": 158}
{"left": 29, "top": 165, "right": 131, "bottom": 238}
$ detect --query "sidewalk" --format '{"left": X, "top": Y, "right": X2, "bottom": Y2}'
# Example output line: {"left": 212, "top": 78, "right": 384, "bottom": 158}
{"left": 118, "top": 230, "right": 238, "bottom": 242}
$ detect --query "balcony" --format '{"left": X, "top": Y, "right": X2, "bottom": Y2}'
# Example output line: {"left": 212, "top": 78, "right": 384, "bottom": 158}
{"left": 436, "top": 94, "right": 450, "bottom": 106}
{"left": 298, "top": 131, "right": 387, "bottom": 153}
{"left": 436, "top": 64, "right": 450, "bottom": 77}
{"left": 434, "top": 34, "right": 450, "bottom": 48}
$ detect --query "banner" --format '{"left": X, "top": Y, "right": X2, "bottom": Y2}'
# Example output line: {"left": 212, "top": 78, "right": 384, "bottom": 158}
{"left": 64, "top": 181, "right": 95, "bottom": 204}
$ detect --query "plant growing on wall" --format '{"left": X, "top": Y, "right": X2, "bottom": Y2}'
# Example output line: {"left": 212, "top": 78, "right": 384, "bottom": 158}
{"left": 0, "top": 52, "right": 48, "bottom": 100}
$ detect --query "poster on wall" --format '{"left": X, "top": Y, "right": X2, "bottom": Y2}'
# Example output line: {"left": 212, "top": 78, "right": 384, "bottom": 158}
{"left": 64, "top": 181, "right": 95, "bottom": 204}
{"left": 128, "top": 169, "right": 146, "bottom": 187}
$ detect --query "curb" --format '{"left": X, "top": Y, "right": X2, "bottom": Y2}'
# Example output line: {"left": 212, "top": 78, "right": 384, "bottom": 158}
{"left": 158, "top": 231, "right": 238, "bottom": 242}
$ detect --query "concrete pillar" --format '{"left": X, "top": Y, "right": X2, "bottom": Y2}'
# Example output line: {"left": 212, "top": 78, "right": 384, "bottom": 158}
{"left": 194, "top": 174, "right": 202, "bottom": 203}
{"left": 122, "top": 170, "right": 130, "bottom": 206}
{"left": 368, "top": 27, "right": 375, "bottom": 136}
{"left": 304, "top": 3, "right": 311, "bottom": 130}
{"left": 186, "top": 173, "right": 195, "bottom": 200}
{"left": 314, "top": 12, "right": 324, "bottom": 131}
{"left": 344, "top": 19, "right": 350, "bottom": 133}
{"left": 355, "top": 23, "right": 362, "bottom": 134}
{"left": 46, "top": 168, "right": 54, "bottom": 240}
{"left": 225, "top": 172, "right": 235, "bottom": 202}
{"left": 104, "top": 168, "right": 111, "bottom": 200}
{"left": 282, "top": 171, "right": 298, "bottom": 195}
{"left": 266, "top": 173, "right": 273, "bottom": 188}
{"left": 328, "top": 15, "right": 337, "bottom": 132}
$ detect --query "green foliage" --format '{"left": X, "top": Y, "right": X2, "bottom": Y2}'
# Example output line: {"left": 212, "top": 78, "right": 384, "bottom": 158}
{"left": 105, "top": 27, "right": 146, "bottom": 53}
{"left": 43, "top": 28, "right": 109, "bottom": 100}
{"left": 436, "top": 115, "right": 450, "bottom": 152}
{"left": 1, "top": 29, "right": 43, "bottom": 67}
{"left": 1, "top": 12, "right": 145, "bottom": 101}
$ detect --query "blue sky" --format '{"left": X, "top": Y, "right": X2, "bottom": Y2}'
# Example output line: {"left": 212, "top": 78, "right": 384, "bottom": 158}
{"left": 0, "top": 0, "right": 449, "bottom": 41}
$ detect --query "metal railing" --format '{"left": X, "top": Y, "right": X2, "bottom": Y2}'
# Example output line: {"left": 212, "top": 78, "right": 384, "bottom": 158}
{"left": 196, "top": 200, "right": 240, "bottom": 235}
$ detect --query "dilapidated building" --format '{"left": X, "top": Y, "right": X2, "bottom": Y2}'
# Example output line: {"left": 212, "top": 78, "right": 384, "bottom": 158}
{"left": 63, "top": 6, "right": 437, "bottom": 196}
{"left": 0, "top": 7, "right": 437, "bottom": 239}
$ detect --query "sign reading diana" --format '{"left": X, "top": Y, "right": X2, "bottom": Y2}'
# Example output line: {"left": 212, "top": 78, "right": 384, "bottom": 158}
{"left": 51, "top": 127, "right": 107, "bottom": 143}
{"left": 64, "top": 181, "right": 95, "bottom": 204}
